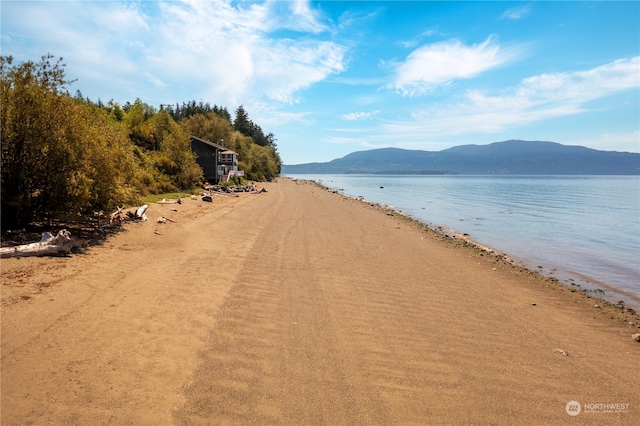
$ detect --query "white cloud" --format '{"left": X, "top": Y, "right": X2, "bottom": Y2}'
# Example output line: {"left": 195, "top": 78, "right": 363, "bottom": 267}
{"left": 464, "top": 56, "right": 640, "bottom": 118}
{"left": 383, "top": 57, "right": 640, "bottom": 139}
{"left": 1, "top": 1, "right": 159, "bottom": 101}
{"left": 1, "top": 0, "right": 346, "bottom": 108}
{"left": 280, "top": 0, "right": 330, "bottom": 33}
{"left": 341, "top": 110, "right": 380, "bottom": 121}
{"left": 501, "top": 5, "right": 532, "bottom": 20}
{"left": 399, "top": 29, "right": 438, "bottom": 49}
{"left": 148, "top": 0, "right": 346, "bottom": 106}
{"left": 389, "top": 35, "right": 521, "bottom": 96}
{"left": 244, "top": 100, "right": 315, "bottom": 127}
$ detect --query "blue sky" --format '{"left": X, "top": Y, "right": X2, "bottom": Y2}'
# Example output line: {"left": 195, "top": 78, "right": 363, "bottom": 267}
{"left": 2, "top": 1, "right": 639, "bottom": 164}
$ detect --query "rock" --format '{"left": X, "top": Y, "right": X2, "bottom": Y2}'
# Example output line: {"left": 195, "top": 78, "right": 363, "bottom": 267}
{"left": 632, "top": 334, "right": 640, "bottom": 342}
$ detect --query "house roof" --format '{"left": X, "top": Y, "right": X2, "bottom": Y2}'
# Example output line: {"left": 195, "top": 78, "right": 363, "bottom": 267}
{"left": 190, "top": 136, "right": 238, "bottom": 156}
{"left": 190, "top": 135, "right": 225, "bottom": 151}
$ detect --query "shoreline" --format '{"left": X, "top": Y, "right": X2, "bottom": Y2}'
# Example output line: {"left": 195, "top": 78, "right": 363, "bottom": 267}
{"left": 2, "top": 178, "right": 639, "bottom": 424}
{"left": 299, "top": 176, "right": 640, "bottom": 312}
{"left": 296, "top": 177, "right": 640, "bottom": 325}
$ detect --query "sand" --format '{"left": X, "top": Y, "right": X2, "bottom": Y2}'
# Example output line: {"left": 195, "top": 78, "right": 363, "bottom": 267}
{"left": 1, "top": 178, "right": 638, "bottom": 425}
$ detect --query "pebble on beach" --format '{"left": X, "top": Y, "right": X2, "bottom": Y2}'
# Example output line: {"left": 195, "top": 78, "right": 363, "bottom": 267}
{"left": 632, "top": 334, "right": 640, "bottom": 342}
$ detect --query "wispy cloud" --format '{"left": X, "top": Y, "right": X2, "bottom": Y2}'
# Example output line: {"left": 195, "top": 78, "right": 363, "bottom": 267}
{"left": 245, "top": 100, "right": 315, "bottom": 127}
{"left": 318, "top": 57, "right": 640, "bottom": 152}
{"left": 388, "top": 35, "right": 522, "bottom": 96}
{"left": 341, "top": 110, "right": 380, "bottom": 121}
{"left": 151, "top": 0, "right": 347, "bottom": 105}
{"left": 376, "top": 57, "right": 640, "bottom": 142}
{"left": 399, "top": 29, "right": 439, "bottom": 49}
{"left": 285, "top": 0, "right": 331, "bottom": 33}
{"left": 1, "top": 0, "right": 347, "bottom": 107}
{"left": 501, "top": 5, "right": 532, "bottom": 20}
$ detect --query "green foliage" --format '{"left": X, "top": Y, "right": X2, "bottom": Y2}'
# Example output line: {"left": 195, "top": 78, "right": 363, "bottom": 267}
{"left": 218, "top": 175, "right": 246, "bottom": 186}
{"left": 184, "top": 110, "right": 281, "bottom": 181}
{"left": 141, "top": 192, "right": 194, "bottom": 204}
{"left": 1, "top": 54, "right": 282, "bottom": 230}
{"left": 180, "top": 113, "right": 233, "bottom": 147}
{"left": 1, "top": 54, "right": 141, "bottom": 228}
{"left": 166, "top": 100, "right": 231, "bottom": 123}
{"left": 233, "top": 105, "right": 278, "bottom": 147}
{"left": 124, "top": 99, "right": 158, "bottom": 150}
{"left": 240, "top": 143, "right": 282, "bottom": 181}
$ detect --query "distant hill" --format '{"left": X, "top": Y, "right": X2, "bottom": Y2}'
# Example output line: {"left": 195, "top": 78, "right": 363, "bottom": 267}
{"left": 281, "top": 140, "right": 640, "bottom": 175}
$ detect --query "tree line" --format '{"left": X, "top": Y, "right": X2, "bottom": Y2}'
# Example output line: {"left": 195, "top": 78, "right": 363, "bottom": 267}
{"left": 1, "top": 54, "right": 282, "bottom": 229}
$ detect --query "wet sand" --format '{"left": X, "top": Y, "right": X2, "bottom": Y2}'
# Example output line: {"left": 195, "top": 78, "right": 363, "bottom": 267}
{"left": 1, "top": 178, "right": 638, "bottom": 424}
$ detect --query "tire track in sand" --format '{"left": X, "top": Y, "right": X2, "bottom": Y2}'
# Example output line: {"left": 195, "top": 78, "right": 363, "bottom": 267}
{"left": 175, "top": 179, "right": 639, "bottom": 425}
{"left": 174, "top": 182, "right": 390, "bottom": 425}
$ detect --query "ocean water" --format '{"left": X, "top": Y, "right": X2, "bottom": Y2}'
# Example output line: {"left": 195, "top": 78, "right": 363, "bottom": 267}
{"left": 286, "top": 174, "right": 640, "bottom": 308}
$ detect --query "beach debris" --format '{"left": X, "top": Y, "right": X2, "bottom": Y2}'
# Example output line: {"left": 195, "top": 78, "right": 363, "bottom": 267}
{"left": 0, "top": 229, "right": 84, "bottom": 258}
{"left": 136, "top": 204, "right": 148, "bottom": 219}
{"left": 526, "top": 300, "right": 537, "bottom": 306}
{"left": 109, "top": 206, "right": 124, "bottom": 226}
{"left": 632, "top": 334, "right": 640, "bottom": 342}
{"left": 157, "top": 198, "right": 182, "bottom": 204}
{"left": 204, "top": 183, "right": 257, "bottom": 194}
{"left": 157, "top": 216, "right": 176, "bottom": 224}
{"left": 553, "top": 348, "right": 569, "bottom": 356}
{"left": 94, "top": 210, "right": 105, "bottom": 227}
{"left": 126, "top": 204, "right": 148, "bottom": 221}
{"left": 202, "top": 195, "right": 213, "bottom": 202}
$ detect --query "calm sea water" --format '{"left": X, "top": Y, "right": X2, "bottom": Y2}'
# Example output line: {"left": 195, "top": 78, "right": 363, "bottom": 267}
{"left": 286, "top": 174, "right": 640, "bottom": 308}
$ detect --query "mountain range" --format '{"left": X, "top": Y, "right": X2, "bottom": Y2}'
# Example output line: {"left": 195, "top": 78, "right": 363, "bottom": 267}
{"left": 281, "top": 140, "right": 640, "bottom": 175}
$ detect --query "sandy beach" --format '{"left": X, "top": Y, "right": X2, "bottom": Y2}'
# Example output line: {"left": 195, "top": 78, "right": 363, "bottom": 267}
{"left": 1, "top": 178, "right": 638, "bottom": 425}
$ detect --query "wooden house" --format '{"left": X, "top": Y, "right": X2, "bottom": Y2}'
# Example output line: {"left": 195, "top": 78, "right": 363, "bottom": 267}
{"left": 190, "top": 136, "right": 243, "bottom": 183}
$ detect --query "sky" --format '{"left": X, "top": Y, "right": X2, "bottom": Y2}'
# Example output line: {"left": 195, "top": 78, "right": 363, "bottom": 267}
{"left": 2, "top": 1, "right": 639, "bottom": 164}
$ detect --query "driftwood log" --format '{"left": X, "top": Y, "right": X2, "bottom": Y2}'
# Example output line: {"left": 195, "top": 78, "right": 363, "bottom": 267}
{"left": 110, "top": 206, "right": 124, "bottom": 226}
{"left": 126, "top": 205, "right": 148, "bottom": 221}
{"left": 157, "top": 198, "right": 181, "bottom": 205}
{"left": 0, "top": 229, "right": 82, "bottom": 258}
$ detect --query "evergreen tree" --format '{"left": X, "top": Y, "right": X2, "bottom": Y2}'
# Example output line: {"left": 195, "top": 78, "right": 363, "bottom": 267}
{"left": 233, "top": 105, "right": 252, "bottom": 136}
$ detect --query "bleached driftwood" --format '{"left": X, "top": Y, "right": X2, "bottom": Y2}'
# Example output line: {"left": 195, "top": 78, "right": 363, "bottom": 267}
{"left": 136, "top": 204, "right": 148, "bottom": 219}
{"left": 157, "top": 198, "right": 182, "bottom": 205}
{"left": 0, "top": 229, "right": 79, "bottom": 258}
{"left": 110, "top": 206, "right": 124, "bottom": 226}
{"left": 126, "top": 205, "right": 148, "bottom": 221}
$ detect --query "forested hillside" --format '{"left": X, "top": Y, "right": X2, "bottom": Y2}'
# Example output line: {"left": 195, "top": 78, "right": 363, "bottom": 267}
{"left": 1, "top": 54, "right": 281, "bottom": 229}
{"left": 282, "top": 140, "right": 640, "bottom": 175}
